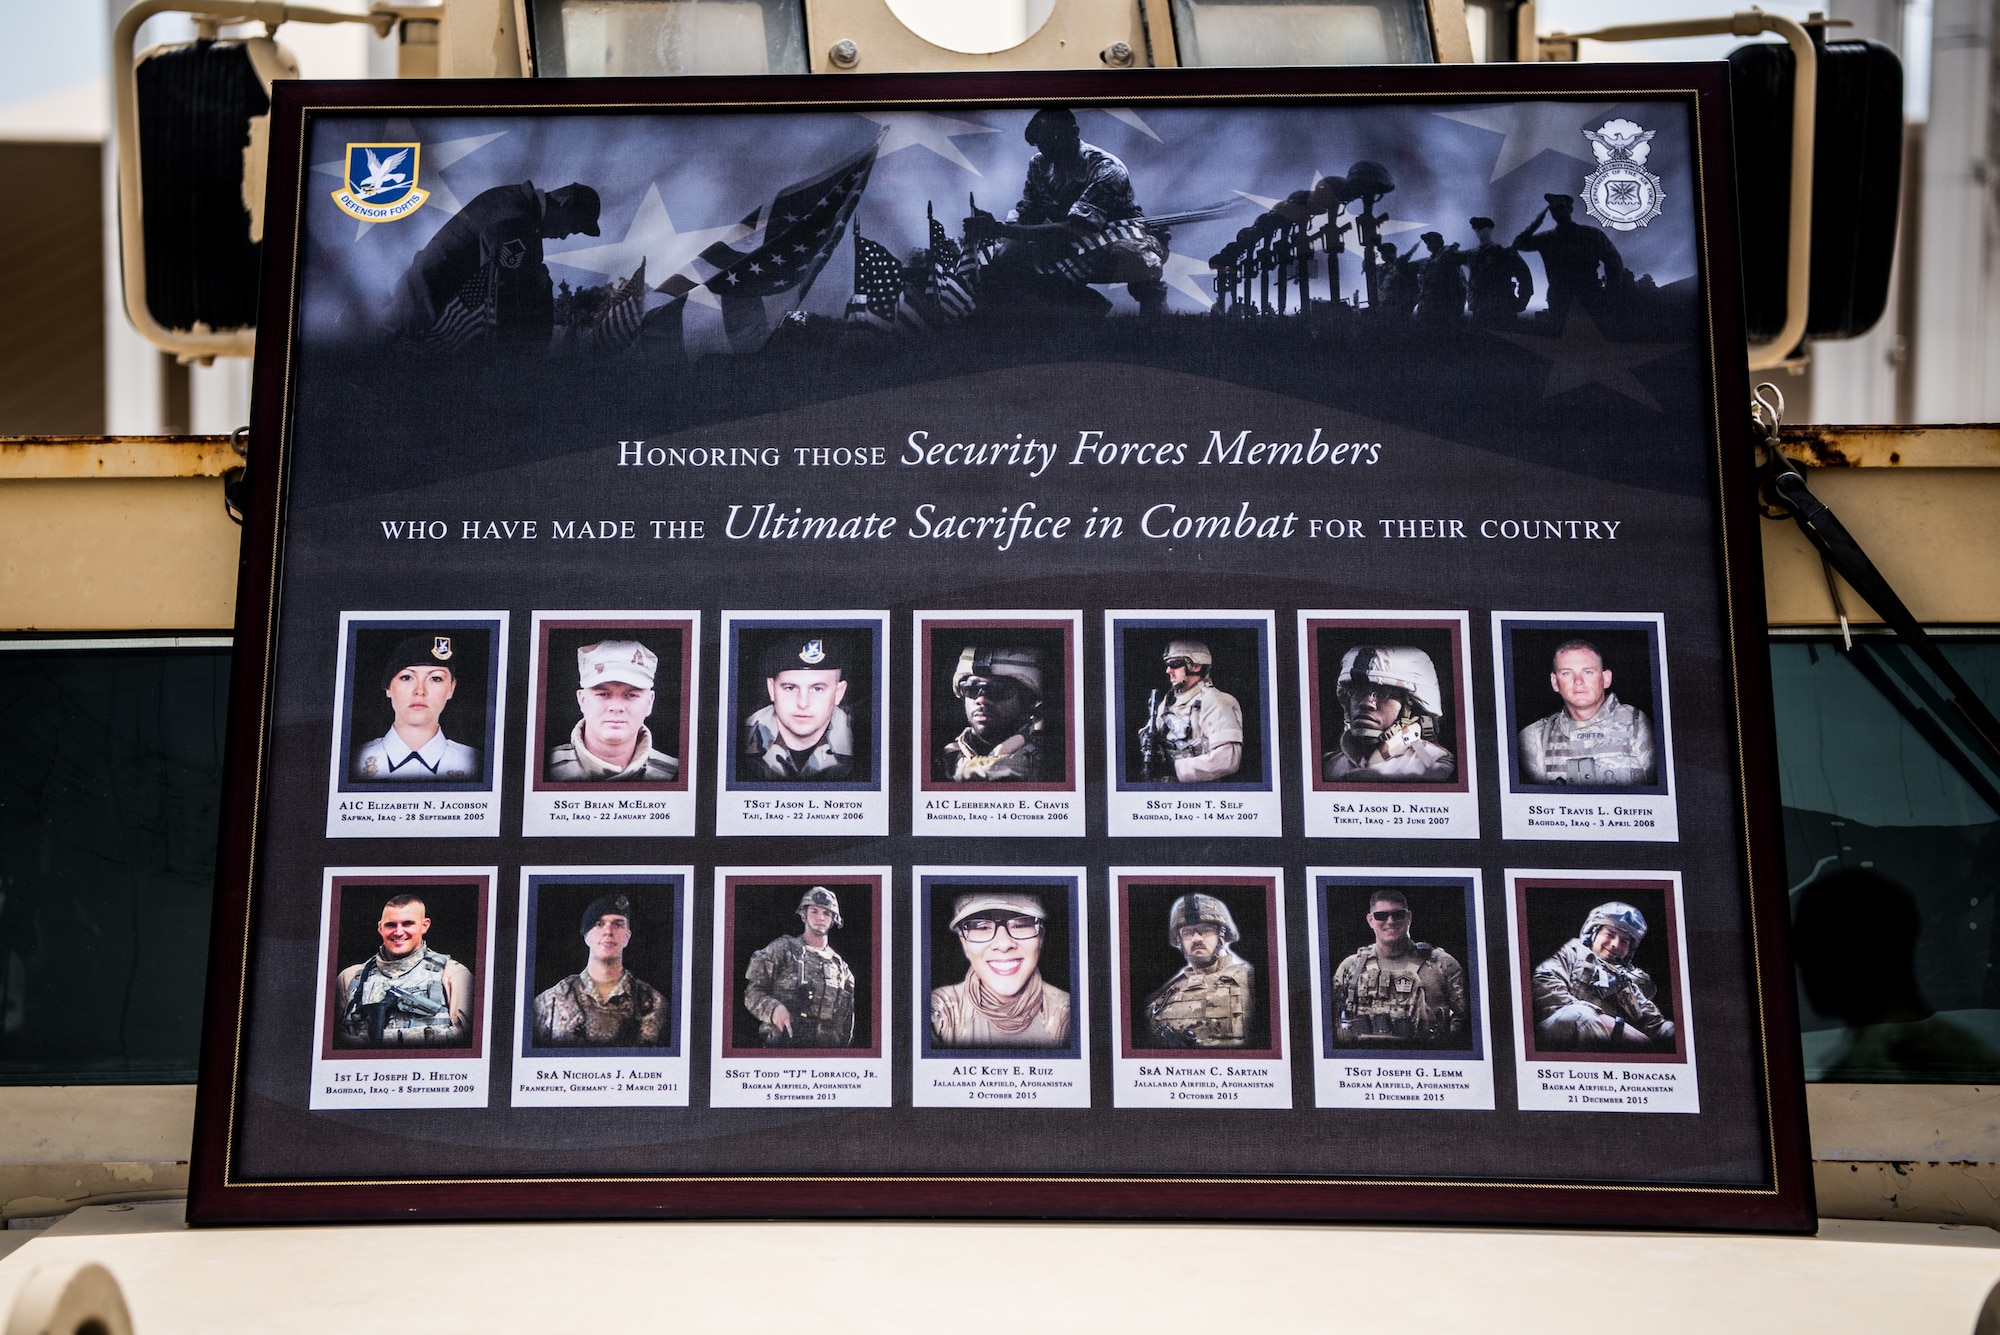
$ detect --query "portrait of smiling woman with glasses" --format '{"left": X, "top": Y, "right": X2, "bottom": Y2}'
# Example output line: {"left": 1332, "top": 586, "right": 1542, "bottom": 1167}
{"left": 930, "top": 891, "right": 1072, "bottom": 1048}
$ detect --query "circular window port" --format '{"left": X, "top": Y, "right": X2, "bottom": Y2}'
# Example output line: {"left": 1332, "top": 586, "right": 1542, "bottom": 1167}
{"left": 883, "top": 0, "right": 1057, "bottom": 53}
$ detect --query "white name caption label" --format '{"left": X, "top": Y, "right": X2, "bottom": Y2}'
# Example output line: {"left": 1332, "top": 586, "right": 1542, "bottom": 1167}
{"left": 914, "top": 1057, "right": 1088, "bottom": 1108}
{"left": 719, "top": 789, "right": 888, "bottom": 837}
{"left": 1502, "top": 793, "right": 1679, "bottom": 843}
{"left": 1108, "top": 787, "right": 1282, "bottom": 837}
{"left": 526, "top": 792, "right": 692, "bottom": 837}
{"left": 511, "top": 1057, "right": 686, "bottom": 1108}
{"left": 1515, "top": 1061, "right": 1699, "bottom": 1114}
{"left": 916, "top": 793, "right": 1081, "bottom": 837}
{"left": 1317, "top": 1059, "right": 1494, "bottom": 1111}
{"left": 311, "top": 1057, "right": 487, "bottom": 1110}
{"left": 1113, "top": 1055, "right": 1290, "bottom": 1109}
{"left": 709, "top": 1058, "right": 891, "bottom": 1108}
{"left": 329, "top": 793, "right": 500, "bottom": 839}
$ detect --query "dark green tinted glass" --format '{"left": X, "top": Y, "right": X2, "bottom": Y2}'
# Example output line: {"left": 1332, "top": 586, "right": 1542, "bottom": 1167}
{"left": 1773, "top": 634, "right": 2000, "bottom": 1083}
{"left": 0, "top": 640, "right": 230, "bottom": 1083}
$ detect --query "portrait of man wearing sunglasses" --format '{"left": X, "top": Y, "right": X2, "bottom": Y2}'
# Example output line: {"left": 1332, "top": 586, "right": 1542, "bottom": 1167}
{"left": 938, "top": 645, "right": 1050, "bottom": 782}
{"left": 1330, "top": 889, "right": 1467, "bottom": 1048}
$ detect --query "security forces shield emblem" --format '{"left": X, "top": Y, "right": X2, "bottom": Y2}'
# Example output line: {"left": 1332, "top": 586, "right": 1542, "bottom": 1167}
{"left": 332, "top": 142, "right": 429, "bottom": 223}
{"left": 1580, "top": 119, "right": 1665, "bottom": 231}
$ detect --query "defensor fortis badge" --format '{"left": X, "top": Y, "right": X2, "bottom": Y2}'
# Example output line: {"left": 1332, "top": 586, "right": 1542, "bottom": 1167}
{"left": 331, "top": 142, "right": 430, "bottom": 223}
{"left": 1580, "top": 119, "right": 1664, "bottom": 231}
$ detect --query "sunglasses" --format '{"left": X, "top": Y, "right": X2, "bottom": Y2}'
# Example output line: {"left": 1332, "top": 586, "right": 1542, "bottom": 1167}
{"left": 1163, "top": 657, "right": 1198, "bottom": 671}
{"left": 1370, "top": 909, "right": 1410, "bottom": 922}
{"left": 957, "top": 677, "right": 1024, "bottom": 702}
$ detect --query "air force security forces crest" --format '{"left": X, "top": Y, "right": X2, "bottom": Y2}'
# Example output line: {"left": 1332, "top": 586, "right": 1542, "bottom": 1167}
{"left": 1580, "top": 119, "right": 1664, "bottom": 231}
{"left": 331, "top": 142, "right": 430, "bottom": 223}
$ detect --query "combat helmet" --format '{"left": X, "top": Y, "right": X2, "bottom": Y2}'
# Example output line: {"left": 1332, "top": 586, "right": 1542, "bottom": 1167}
{"left": 797, "top": 886, "right": 843, "bottom": 929}
{"left": 1580, "top": 901, "right": 1647, "bottom": 948}
{"left": 1336, "top": 645, "right": 1444, "bottom": 741}
{"left": 952, "top": 646, "right": 1044, "bottom": 705}
{"left": 1167, "top": 893, "right": 1240, "bottom": 948}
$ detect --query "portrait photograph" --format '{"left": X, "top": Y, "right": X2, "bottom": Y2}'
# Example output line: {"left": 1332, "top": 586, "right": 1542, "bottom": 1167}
{"left": 716, "top": 873, "right": 883, "bottom": 1058}
{"left": 330, "top": 614, "right": 507, "bottom": 793}
{"left": 1497, "top": 616, "right": 1672, "bottom": 795}
{"left": 1314, "top": 875, "right": 1481, "bottom": 1058}
{"left": 1510, "top": 875, "right": 1688, "bottom": 1065}
{"left": 519, "top": 874, "right": 683, "bottom": 1056}
{"left": 1305, "top": 617, "right": 1470, "bottom": 792}
{"left": 919, "top": 875, "right": 1082, "bottom": 1058}
{"left": 531, "top": 617, "right": 694, "bottom": 790}
{"left": 315, "top": 872, "right": 491, "bottom": 1060}
{"left": 1118, "top": 875, "right": 1281, "bottom": 1057}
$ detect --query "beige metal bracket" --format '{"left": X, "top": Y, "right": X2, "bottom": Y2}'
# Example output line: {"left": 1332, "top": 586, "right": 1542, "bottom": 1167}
{"left": 112, "top": 2, "right": 395, "bottom": 363}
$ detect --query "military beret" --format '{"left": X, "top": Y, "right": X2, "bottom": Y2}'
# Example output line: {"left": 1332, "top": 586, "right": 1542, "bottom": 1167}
{"left": 581, "top": 893, "right": 633, "bottom": 936}
{"left": 381, "top": 633, "right": 462, "bottom": 690}
{"left": 1469, "top": 216, "right": 1495, "bottom": 230}
{"left": 1545, "top": 193, "right": 1573, "bottom": 206}
{"left": 760, "top": 632, "right": 848, "bottom": 678}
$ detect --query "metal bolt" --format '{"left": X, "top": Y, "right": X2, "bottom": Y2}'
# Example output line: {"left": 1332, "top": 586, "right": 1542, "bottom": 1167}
{"left": 829, "top": 39, "right": 860, "bottom": 68}
{"left": 1101, "top": 40, "right": 1135, "bottom": 66}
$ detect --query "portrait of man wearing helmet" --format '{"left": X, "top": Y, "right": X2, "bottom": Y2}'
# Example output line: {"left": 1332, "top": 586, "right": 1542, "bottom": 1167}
{"left": 742, "top": 886, "right": 859, "bottom": 1048}
{"left": 1135, "top": 637, "right": 1246, "bottom": 783}
{"left": 1532, "top": 899, "right": 1677, "bottom": 1052}
{"left": 938, "top": 644, "right": 1052, "bottom": 783}
{"left": 1331, "top": 888, "right": 1469, "bottom": 1049}
{"left": 1322, "top": 643, "right": 1457, "bottom": 783}
{"left": 1517, "top": 636, "right": 1658, "bottom": 787}
{"left": 929, "top": 889, "right": 1072, "bottom": 1048}
{"left": 1139, "top": 891, "right": 1259, "bottom": 1048}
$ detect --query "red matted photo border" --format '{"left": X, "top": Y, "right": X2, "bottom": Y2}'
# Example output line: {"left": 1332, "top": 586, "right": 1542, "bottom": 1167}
{"left": 529, "top": 616, "right": 696, "bottom": 794}
{"left": 1116, "top": 872, "right": 1284, "bottom": 1061}
{"left": 318, "top": 872, "right": 494, "bottom": 1062}
{"left": 917, "top": 614, "right": 1080, "bottom": 792}
{"left": 718, "top": 871, "right": 885, "bottom": 1060}
{"left": 191, "top": 61, "right": 1810, "bottom": 1232}
{"left": 1511, "top": 875, "right": 1691, "bottom": 1067}
{"left": 1305, "top": 615, "right": 1473, "bottom": 795}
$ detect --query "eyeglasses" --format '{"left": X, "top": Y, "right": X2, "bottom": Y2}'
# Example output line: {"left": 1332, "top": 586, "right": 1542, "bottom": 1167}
{"left": 956, "top": 915, "right": 1043, "bottom": 942}
{"left": 1370, "top": 909, "right": 1410, "bottom": 922}
{"left": 956, "top": 677, "right": 1023, "bottom": 702}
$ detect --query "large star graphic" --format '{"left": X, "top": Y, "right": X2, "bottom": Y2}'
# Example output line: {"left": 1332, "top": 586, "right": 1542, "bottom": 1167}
{"left": 548, "top": 184, "right": 755, "bottom": 309}
{"left": 1491, "top": 307, "right": 1680, "bottom": 410}
{"left": 1434, "top": 102, "right": 1620, "bottom": 181}
{"left": 1161, "top": 252, "right": 1219, "bottom": 308}
{"left": 1097, "top": 107, "right": 1160, "bottom": 142}
{"left": 855, "top": 110, "right": 999, "bottom": 175}
{"left": 311, "top": 124, "right": 507, "bottom": 238}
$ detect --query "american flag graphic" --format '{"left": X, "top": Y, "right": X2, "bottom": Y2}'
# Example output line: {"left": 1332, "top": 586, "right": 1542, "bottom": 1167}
{"left": 417, "top": 263, "right": 500, "bottom": 353}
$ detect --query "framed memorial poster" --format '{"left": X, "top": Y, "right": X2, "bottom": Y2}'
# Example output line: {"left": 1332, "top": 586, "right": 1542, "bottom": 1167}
{"left": 192, "top": 61, "right": 1810, "bottom": 1230}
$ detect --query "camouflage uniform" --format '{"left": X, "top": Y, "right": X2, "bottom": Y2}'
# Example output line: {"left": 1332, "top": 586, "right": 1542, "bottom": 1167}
{"left": 1332, "top": 943, "right": 1467, "bottom": 1046}
{"left": 738, "top": 705, "right": 855, "bottom": 782}
{"left": 385, "top": 181, "right": 555, "bottom": 346}
{"left": 940, "top": 716, "right": 1048, "bottom": 782}
{"left": 532, "top": 970, "right": 669, "bottom": 1047}
{"left": 1513, "top": 210, "right": 1623, "bottom": 324}
{"left": 336, "top": 945, "right": 472, "bottom": 1047}
{"left": 547, "top": 721, "right": 679, "bottom": 782}
{"left": 1533, "top": 937, "right": 1675, "bottom": 1049}
{"left": 744, "top": 935, "right": 857, "bottom": 1047}
{"left": 1015, "top": 142, "right": 1169, "bottom": 309}
{"left": 1142, "top": 947, "right": 1257, "bottom": 1048}
{"left": 1518, "top": 693, "right": 1657, "bottom": 786}
{"left": 1145, "top": 681, "right": 1246, "bottom": 783}
{"left": 1461, "top": 240, "right": 1534, "bottom": 325}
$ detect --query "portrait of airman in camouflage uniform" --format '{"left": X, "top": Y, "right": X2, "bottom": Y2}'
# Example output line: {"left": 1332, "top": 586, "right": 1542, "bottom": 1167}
{"left": 739, "top": 633, "right": 859, "bottom": 783}
{"left": 532, "top": 892, "right": 669, "bottom": 1048}
{"left": 1533, "top": 901, "right": 1676, "bottom": 1052}
{"left": 1140, "top": 892, "right": 1257, "bottom": 1048}
{"left": 742, "top": 886, "right": 858, "bottom": 1047}
{"left": 335, "top": 892, "right": 473, "bottom": 1048}
{"left": 938, "top": 645, "right": 1051, "bottom": 782}
{"left": 1518, "top": 638, "right": 1658, "bottom": 787}
{"left": 1332, "top": 889, "right": 1468, "bottom": 1049}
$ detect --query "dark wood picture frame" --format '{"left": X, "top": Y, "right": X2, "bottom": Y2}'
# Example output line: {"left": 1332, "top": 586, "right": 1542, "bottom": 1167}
{"left": 192, "top": 61, "right": 1809, "bottom": 1231}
